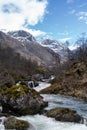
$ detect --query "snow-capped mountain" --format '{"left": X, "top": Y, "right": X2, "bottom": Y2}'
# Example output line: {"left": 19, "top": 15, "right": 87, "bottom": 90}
{"left": 0, "top": 30, "right": 60, "bottom": 67}
{"left": 39, "top": 39, "right": 69, "bottom": 63}
{"left": 8, "top": 30, "right": 36, "bottom": 42}
{"left": 7, "top": 30, "right": 70, "bottom": 63}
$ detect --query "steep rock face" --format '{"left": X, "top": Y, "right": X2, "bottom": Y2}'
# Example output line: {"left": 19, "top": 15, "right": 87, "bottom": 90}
{"left": 0, "top": 31, "right": 60, "bottom": 67}
{"left": 0, "top": 85, "right": 48, "bottom": 115}
{"left": 39, "top": 39, "right": 69, "bottom": 63}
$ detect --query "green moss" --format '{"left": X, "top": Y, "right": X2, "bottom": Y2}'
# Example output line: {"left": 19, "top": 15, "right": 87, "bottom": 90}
{"left": 1, "top": 84, "right": 41, "bottom": 101}
{"left": 46, "top": 107, "right": 81, "bottom": 123}
{"left": 1, "top": 85, "right": 29, "bottom": 99}
{"left": 4, "top": 117, "right": 30, "bottom": 130}
{"left": 47, "top": 108, "right": 76, "bottom": 117}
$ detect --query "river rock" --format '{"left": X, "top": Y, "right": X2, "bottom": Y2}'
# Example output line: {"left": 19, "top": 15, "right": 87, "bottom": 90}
{"left": 46, "top": 108, "right": 82, "bottom": 123}
{"left": 4, "top": 117, "right": 29, "bottom": 130}
{"left": 0, "top": 85, "right": 48, "bottom": 115}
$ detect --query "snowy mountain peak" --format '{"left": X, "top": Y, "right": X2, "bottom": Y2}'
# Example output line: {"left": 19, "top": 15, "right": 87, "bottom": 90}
{"left": 41, "top": 38, "right": 68, "bottom": 50}
{"left": 7, "top": 30, "right": 70, "bottom": 63}
{"left": 7, "top": 30, "right": 36, "bottom": 42}
{"left": 39, "top": 39, "right": 69, "bottom": 63}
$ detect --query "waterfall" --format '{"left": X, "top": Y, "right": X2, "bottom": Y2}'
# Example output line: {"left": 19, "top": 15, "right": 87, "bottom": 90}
{"left": 28, "top": 81, "right": 35, "bottom": 88}
{"left": 0, "top": 117, "right": 6, "bottom": 130}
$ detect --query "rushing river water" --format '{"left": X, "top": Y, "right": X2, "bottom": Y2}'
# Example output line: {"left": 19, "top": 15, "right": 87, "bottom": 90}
{"left": 0, "top": 82, "right": 87, "bottom": 130}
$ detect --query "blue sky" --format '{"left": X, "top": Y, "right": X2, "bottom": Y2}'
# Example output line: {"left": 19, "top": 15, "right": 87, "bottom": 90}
{"left": 33, "top": 0, "right": 87, "bottom": 43}
{"left": 0, "top": 0, "right": 87, "bottom": 45}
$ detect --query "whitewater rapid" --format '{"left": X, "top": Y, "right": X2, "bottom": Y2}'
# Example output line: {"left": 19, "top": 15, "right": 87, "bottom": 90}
{"left": 19, "top": 114, "right": 87, "bottom": 130}
{"left": 34, "top": 82, "right": 51, "bottom": 92}
{"left": 16, "top": 82, "right": 87, "bottom": 130}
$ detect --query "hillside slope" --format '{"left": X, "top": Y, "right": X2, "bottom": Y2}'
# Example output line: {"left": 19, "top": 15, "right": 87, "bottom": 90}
{"left": 0, "top": 31, "right": 60, "bottom": 67}
{"left": 40, "top": 61, "right": 87, "bottom": 100}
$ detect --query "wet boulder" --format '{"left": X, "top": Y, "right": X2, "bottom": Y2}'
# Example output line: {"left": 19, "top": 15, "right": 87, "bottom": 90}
{"left": 0, "top": 85, "right": 48, "bottom": 115}
{"left": 4, "top": 117, "right": 29, "bottom": 130}
{"left": 46, "top": 108, "right": 82, "bottom": 123}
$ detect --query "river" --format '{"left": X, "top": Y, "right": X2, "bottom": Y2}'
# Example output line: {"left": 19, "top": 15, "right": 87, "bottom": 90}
{"left": 0, "top": 82, "right": 87, "bottom": 130}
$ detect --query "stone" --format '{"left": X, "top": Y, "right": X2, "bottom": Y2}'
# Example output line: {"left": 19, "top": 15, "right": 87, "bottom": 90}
{"left": 46, "top": 108, "right": 82, "bottom": 123}
{"left": 0, "top": 85, "right": 48, "bottom": 115}
{"left": 4, "top": 117, "right": 29, "bottom": 130}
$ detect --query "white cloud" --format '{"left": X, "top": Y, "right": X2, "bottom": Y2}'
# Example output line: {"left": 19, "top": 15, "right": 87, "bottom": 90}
{"left": 22, "top": 28, "right": 46, "bottom": 37}
{"left": 59, "top": 37, "right": 72, "bottom": 42}
{"left": 0, "top": 0, "right": 48, "bottom": 37}
{"left": 77, "top": 11, "right": 87, "bottom": 24}
{"left": 67, "top": 0, "right": 75, "bottom": 3}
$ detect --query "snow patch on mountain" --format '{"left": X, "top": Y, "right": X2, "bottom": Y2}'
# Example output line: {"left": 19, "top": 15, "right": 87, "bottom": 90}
{"left": 39, "top": 39, "right": 69, "bottom": 63}
{"left": 7, "top": 30, "right": 36, "bottom": 42}
{"left": 7, "top": 30, "right": 70, "bottom": 63}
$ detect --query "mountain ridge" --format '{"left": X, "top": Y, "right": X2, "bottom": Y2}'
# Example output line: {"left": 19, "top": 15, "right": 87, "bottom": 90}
{"left": 39, "top": 38, "right": 69, "bottom": 63}
{"left": 0, "top": 31, "right": 60, "bottom": 67}
{"left": 7, "top": 30, "right": 70, "bottom": 63}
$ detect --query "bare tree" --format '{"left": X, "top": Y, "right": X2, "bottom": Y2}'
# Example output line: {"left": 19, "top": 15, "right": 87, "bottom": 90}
{"left": 75, "top": 33, "right": 87, "bottom": 62}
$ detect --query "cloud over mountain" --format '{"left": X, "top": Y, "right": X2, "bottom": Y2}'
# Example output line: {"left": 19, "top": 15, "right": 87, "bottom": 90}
{"left": 0, "top": 0, "right": 48, "bottom": 36}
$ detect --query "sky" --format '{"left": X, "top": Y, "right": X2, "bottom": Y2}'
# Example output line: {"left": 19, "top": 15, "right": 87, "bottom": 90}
{"left": 0, "top": 0, "right": 87, "bottom": 46}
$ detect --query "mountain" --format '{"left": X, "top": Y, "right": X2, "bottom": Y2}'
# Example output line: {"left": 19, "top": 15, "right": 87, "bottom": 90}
{"left": 39, "top": 39, "right": 70, "bottom": 63}
{"left": 0, "top": 31, "right": 60, "bottom": 67}
{"left": 8, "top": 30, "right": 36, "bottom": 42}
{"left": 7, "top": 30, "right": 69, "bottom": 63}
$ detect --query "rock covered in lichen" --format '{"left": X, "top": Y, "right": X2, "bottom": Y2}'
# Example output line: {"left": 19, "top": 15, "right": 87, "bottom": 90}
{"left": 46, "top": 108, "right": 82, "bottom": 123}
{"left": 4, "top": 117, "right": 29, "bottom": 130}
{"left": 0, "top": 85, "right": 48, "bottom": 115}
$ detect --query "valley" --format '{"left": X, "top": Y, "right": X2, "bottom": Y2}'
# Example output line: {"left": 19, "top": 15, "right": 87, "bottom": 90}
{"left": 0, "top": 30, "right": 87, "bottom": 130}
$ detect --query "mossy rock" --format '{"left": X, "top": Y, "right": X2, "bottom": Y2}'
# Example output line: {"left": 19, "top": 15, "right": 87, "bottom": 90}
{"left": 1, "top": 85, "right": 29, "bottom": 99}
{"left": 46, "top": 108, "right": 82, "bottom": 123}
{"left": 1, "top": 85, "right": 47, "bottom": 115}
{"left": 4, "top": 117, "right": 29, "bottom": 130}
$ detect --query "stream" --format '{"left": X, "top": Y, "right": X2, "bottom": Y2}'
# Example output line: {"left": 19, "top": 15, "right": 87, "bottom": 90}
{"left": 0, "top": 82, "right": 87, "bottom": 130}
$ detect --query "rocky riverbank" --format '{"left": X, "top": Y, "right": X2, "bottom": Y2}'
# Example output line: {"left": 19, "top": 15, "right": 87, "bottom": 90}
{"left": 40, "top": 62, "right": 87, "bottom": 101}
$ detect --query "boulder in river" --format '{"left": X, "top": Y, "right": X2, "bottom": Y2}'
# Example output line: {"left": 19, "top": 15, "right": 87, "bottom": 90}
{"left": 46, "top": 108, "right": 82, "bottom": 123}
{"left": 4, "top": 117, "right": 30, "bottom": 130}
{"left": 0, "top": 85, "right": 48, "bottom": 115}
